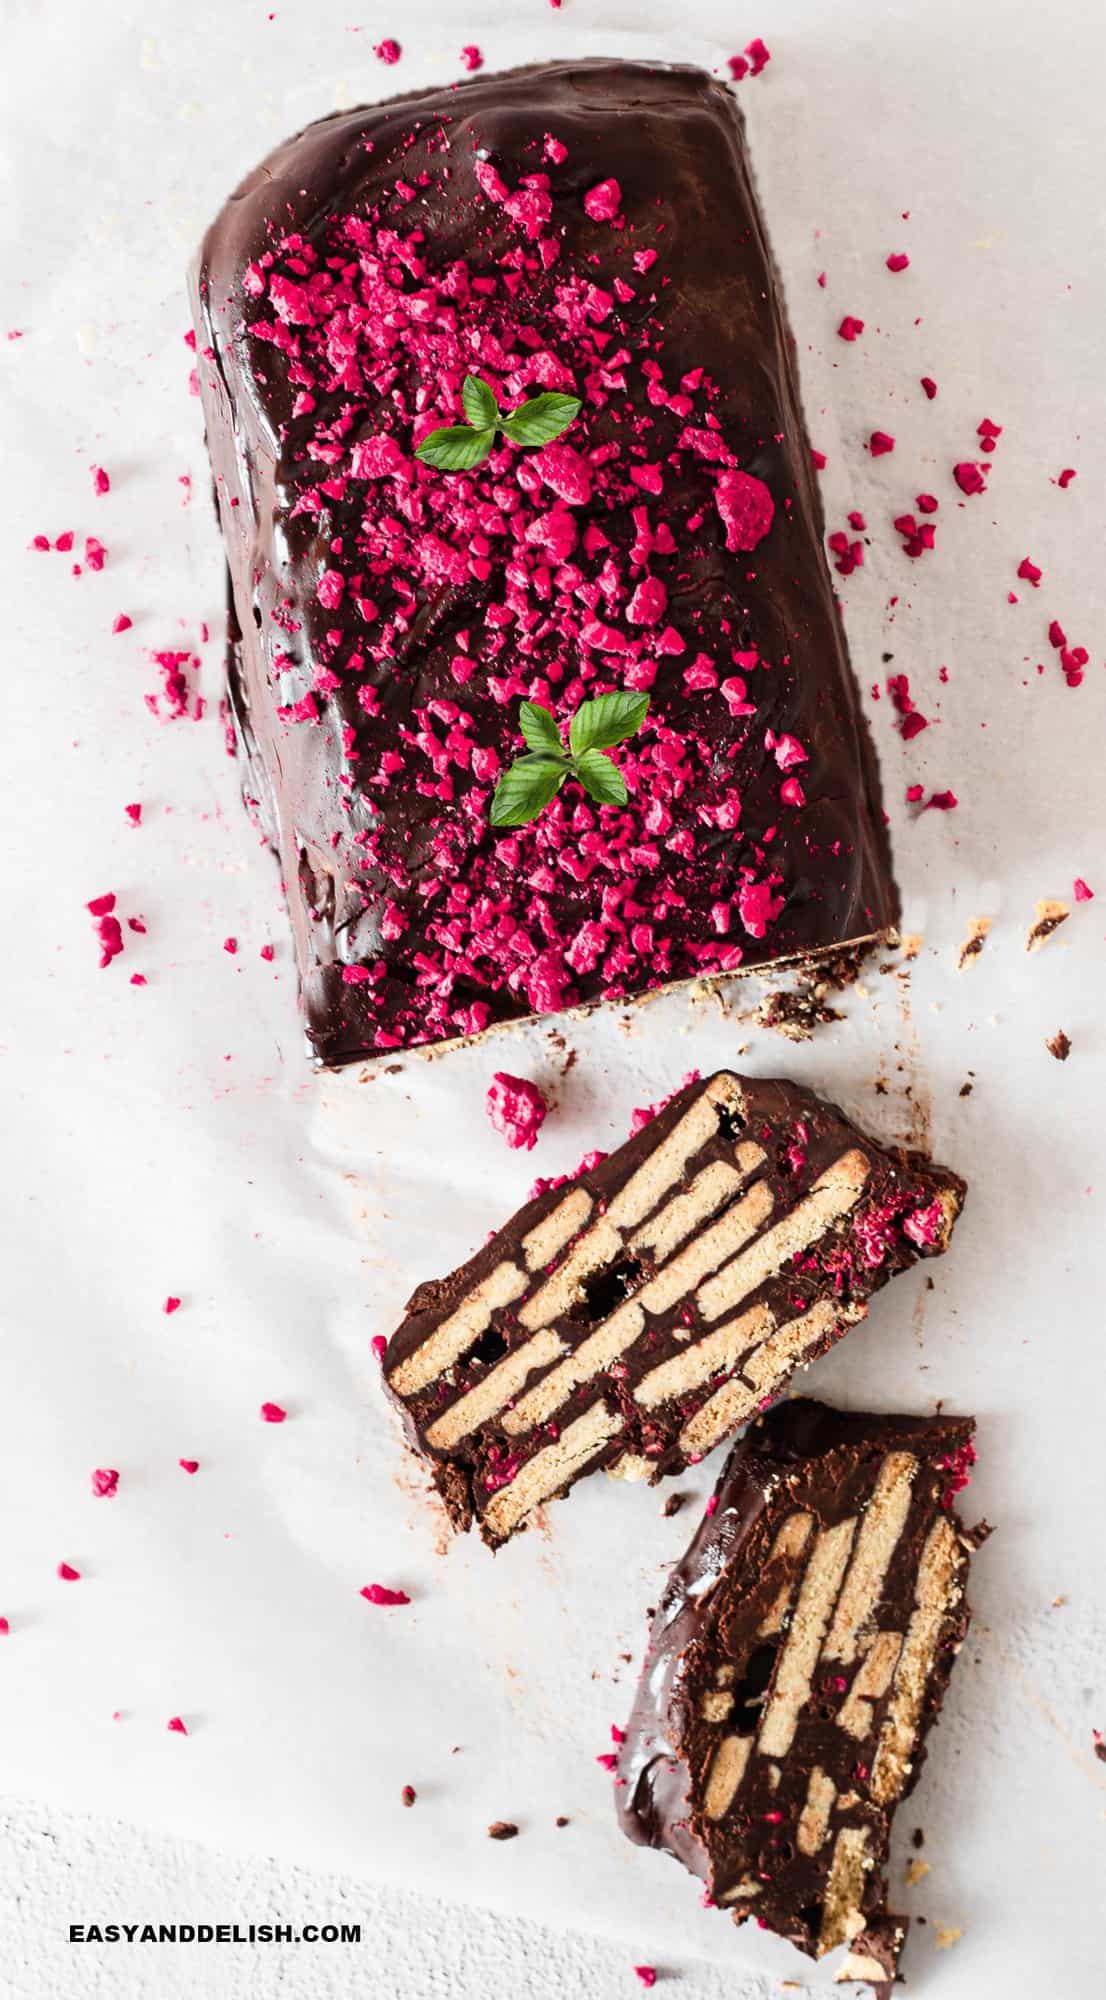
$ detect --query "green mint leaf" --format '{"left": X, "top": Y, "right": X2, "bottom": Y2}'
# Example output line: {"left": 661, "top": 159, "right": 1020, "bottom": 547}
{"left": 500, "top": 392, "right": 582, "bottom": 450}
{"left": 489, "top": 757, "right": 567, "bottom": 829}
{"left": 415, "top": 425, "right": 495, "bottom": 472}
{"left": 568, "top": 690, "right": 651, "bottom": 758}
{"left": 518, "top": 701, "right": 566, "bottom": 760}
{"left": 573, "top": 747, "right": 628, "bottom": 809}
{"left": 462, "top": 375, "right": 499, "bottom": 430}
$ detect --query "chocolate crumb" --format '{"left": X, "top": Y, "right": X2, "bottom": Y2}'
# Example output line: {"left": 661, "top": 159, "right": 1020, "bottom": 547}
{"left": 957, "top": 918, "right": 991, "bottom": 971}
{"left": 555, "top": 1814, "right": 570, "bottom": 1827}
{"left": 488, "top": 1820, "right": 519, "bottom": 1841}
{"left": 1046, "top": 1030, "right": 1071, "bottom": 1061}
{"left": 912, "top": 1827, "right": 925, "bottom": 1849}
{"left": 1026, "top": 899, "right": 1070, "bottom": 952}
{"left": 401, "top": 1785, "right": 417, "bottom": 1808}
{"left": 662, "top": 1493, "right": 685, "bottom": 1518}
{"left": 1094, "top": 1735, "right": 1106, "bottom": 1765}
{"left": 959, "top": 1081, "right": 973, "bottom": 1097}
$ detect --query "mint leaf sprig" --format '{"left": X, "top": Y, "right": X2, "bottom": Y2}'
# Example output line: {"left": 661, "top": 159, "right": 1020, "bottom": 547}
{"left": 489, "top": 692, "right": 650, "bottom": 828}
{"left": 415, "top": 374, "right": 582, "bottom": 473}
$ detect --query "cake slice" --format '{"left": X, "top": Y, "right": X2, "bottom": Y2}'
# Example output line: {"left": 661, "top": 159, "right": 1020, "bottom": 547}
{"left": 382, "top": 1072, "right": 965, "bottom": 1545}
{"left": 190, "top": 60, "right": 898, "bottom": 1067}
{"left": 616, "top": 1399, "right": 986, "bottom": 1994}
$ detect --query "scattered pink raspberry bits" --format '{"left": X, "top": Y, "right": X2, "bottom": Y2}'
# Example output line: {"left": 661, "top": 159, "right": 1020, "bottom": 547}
{"left": 460, "top": 44, "right": 483, "bottom": 72}
{"left": 633, "top": 1970, "right": 658, "bottom": 1990}
{"left": 90, "top": 1468, "right": 119, "bottom": 1499}
{"left": 360, "top": 1583, "right": 411, "bottom": 1607}
{"left": 1057, "top": 466, "right": 1077, "bottom": 488}
{"left": 91, "top": 465, "right": 110, "bottom": 496}
{"left": 0, "top": 1617, "right": 9, "bottom": 1636}
{"left": 163, "top": 1295, "right": 181, "bottom": 1315}
{"left": 1074, "top": 877, "right": 1095, "bottom": 902}
{"left": 713, "top": 469, "right": 774, "bottom": 552}
{"left": 124, "top": 802, "right": 142, "bottom": 825}
{"left": 868, "top": 431, "right": 896, "bottom": 457}
{"left": 112, "top": 612, "right": 133, "bottom": 634}
{"left": 167, "top": 1716, "right": 188, "bottom": 1735}
{"left": 371, "top": 1334, "right": 388, "bottom": 1363}
{"left": 920, "top": 375, "right": 938, "bottom": 399}
{"left": 1016, "top": 557, "right": 1042, "bottom": 587}
{"left": 886, "top": 252, "right": 910, "bottom": 272}
{"left": 179, "top": 1458, "right": 200, "bottom": 1475}
{"left": 727, "top": 39, "right": 771, "bottom": 79}
{"left": 374, "top": 38, "right": 400, "bottom": 63}
{"left": 259, "top": 1401, "right": 287, "bottom": 1424}
{"left": 57, "top": 1562, "right": 81, "bottom": 1582}
{"left": 486, "top": 1072, "right": 548, "bottom": 1152}
{"left": 837, "top": 315, "right": 865, "bottom": 342}
{"left": 584, "top": 178, "right": 622, "bottom": 224}
{"left": 87, "top": 893, "right": 124, "bottom": 968}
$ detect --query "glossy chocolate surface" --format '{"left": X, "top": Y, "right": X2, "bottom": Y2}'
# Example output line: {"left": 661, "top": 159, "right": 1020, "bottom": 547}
{"left": 191, "top": 62, "right": 898, "bottom": 1064}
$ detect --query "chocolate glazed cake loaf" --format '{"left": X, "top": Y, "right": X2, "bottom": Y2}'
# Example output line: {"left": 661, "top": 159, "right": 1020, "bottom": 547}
{"left": 617, "top": 1400, "right": 987, "bottom": 1994}
{"left": 190, "top": 61, "right": 898, "bottom": 1065}
{"left": 383, "top": 1072, "right": 965, "bottom": 1545}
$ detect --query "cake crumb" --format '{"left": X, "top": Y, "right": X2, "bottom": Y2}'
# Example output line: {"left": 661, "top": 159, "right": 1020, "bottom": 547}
{"left": 957, "top": 917, "right": 991, "bottom": 971}
{"left": 935, "top": 1926, "right": 962, "bottom": 1951}
{"left": 906, "top": 1857, "right": 931, "bottom": 1886}
{"left": 1046, "top": 1030, "right": 1071, "bottom": 1062}
{"left": 1026, "top": 900, "right": 1069, "bottom": 952}
{"left": 488, "top": 1820, "right": 519, "bottom": 1841}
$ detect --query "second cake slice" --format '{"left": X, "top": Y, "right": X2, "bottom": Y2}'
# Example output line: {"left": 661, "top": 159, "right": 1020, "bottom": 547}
{"left": 383, "top": 1071, "right": 965, "bottom": 1544}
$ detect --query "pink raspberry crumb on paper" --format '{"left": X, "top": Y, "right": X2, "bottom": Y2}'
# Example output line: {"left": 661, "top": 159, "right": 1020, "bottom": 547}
{"left": 886, "top": 252, "right": 910, "bottom": 272}
{"left": 1016, "top": 557, "right": 1042, "bottom": 587}
{"left": 460, "top": 45, "right": 483, "bottom": 72}
{"left": 163, "top": 1296, "right": 181, "bottom": 1315}
{"left": 953, "top": 461, "right": 987, "bottom": 496}
{"left": 84, "top": 536, "right": 107, "bottom": 571}
{"left": 920, "top": 375, "right": 938, "bottom": 399}
{"left": 374, "top": 38, "right": 400, "bottom": 63}
{"left": 633, "top": 1971, "right": 657, "bottom": 1990}
{"left": 371, "top": 1335, "right": 388, "bottom": 1363}
{"left": 869, "top": 431, "right": 896, "bottom": 456}
{"left": 837, "top": 315, "right": 864, "bottom": 342}
{"left": 112, "top": 613, "right": 132, "bottom": 634}
{"left": 58, "top": 1563, "right": 81, "bottom": 1582}
{"left": 486, "top": 1072, "right": 548, "bottom": 1152}
{"left": 91, "top": 465, "right": 110, "bottom": 496}
{"left": 260, "top": 943, "right": 275, "bottom": 961}
{"left": 87, "top": 892, "right": 124, "bottom": 969}
{"left": 223, "top": 936, "right": 238, "bottom": 955}
{"left": 1057, "top": 467, "right": 1077, "bottom": 487}
{"left": 167, "top": 1716, "right": 188, "bottom": 1735}
{"left": 259, "top": 1402, "right": 287, "bottom": 1424}
{"left": 360, "top": 1584, "right": 411, "bottom": 1607}
{"left": 744, "top": 37, "right": 771, "bottom": 74}
{"left": 0, "top": 1618, "right": 9, "bottom": 1636}
{"left": 124, "top": 802, "right": 142, "bottom": 825}
{"left": 1074, "top": 878, "right": 1094, "bottom": 902}
{"left": 179, "top": 1459, "right": 199, "bottom": 1475}
{"left": 91, "top": 1468, "right": 119, "bottom": 1499}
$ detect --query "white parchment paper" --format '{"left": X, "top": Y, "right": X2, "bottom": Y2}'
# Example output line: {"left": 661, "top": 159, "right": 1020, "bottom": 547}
{"left": 2, "top": 1, "right": 1105, "bottom": 1991}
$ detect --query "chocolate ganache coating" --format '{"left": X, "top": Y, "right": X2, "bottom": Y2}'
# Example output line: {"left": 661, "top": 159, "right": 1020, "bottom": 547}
{"left": 617, "top": 1398, "right": 987, "bottom": 1993}
{"left": 190, "top": 61, "right": 898, "bottom": 1065}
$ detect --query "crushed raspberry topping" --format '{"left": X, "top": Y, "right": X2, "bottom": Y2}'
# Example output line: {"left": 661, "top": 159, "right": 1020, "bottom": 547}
{"left": 260, "top": 1401, "right": 287, "bottom": 1423}
{"left": 167, "top": 1716, "right": 188, "bottom": 1734}
{"left": 179, "top": 1459, "right": 200, "bottom": 1474}
{"left": 868, "top": 431, "right": 895, "bottom": 457}
{"left": 459, "top": 45, "right": 483, "bottom": 72}
{"left": 91, "top": 1468, "right": 120, "bottom": 1499}
{"left": 936, "top": 1439, "right": 976, "bottom": 1509}
{"left": 374, "top": 38, "right": 401, "bottom": 64}
{"left": 112, "top": 613, "right": 133, "bottom": 634}
{"left": 486, "top": 1072, "right": 547, "bottom": 1151}
{"left": 633, "top": 1971, "right": 657, "bottom": 1990}
{"left": 920, "top": 375, "right": 938, "bottom": 399}
{"left": 837, "top": 315, "right": 864, "bottom": 342}
{"left": 163, "top": 1296, "right": 181, "bottom": 1314}
{"left": 91, "top": 465, "right": 111, "bottom": 495}
{"left": 1073, "top": 877, "right": 1094, "bottom": 901}
{"left": 360, "top": 1583, "right": 411, "bottom": 1606}
{"left": 953, "top": 461, "right": 987, "bottom": 496}
{"left": 57, "top": 1562, "right": 81, "bottom": 1582}
{"left": 371, "top": 1334, "right": 388, "bottom": 1362}
{"left": 1016, "top": 557, "right": 1042, "bottom": 587}
{"left": 211, "top": 109, "right": 876, "bottom": 1057}
{"left": 886, "top": 252, "right": 910, "bottom": 272}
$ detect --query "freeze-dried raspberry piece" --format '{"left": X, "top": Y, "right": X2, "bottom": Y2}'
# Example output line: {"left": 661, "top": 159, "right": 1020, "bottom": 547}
{"left": 885, "top": 253, "right": 910, "bottom": 272}
{"left": 167, "top": 1716, "right": 188, "bottom": 1734}
{"left": 714, "top": 470, "right": 775, "bottom": 552}
{"left": 374, "top": 38, "right": 401, "bottom": 63}
{"left": 260, "top": 1402, "right": 287, "bottom": 1423}
{"left": 837, "top": 316, "right": 864, "bottom": 342}
{"left": 58, "top": 1562, "right": 81, "bottom": 1582}
{"left": 459, "top": 45, "right": 483, "bottom": 72}
{"left": 179, "top": 1459, "right": 200, "bottom": 1474}
{"left": 223, "top": 936, "right": 238, "bottom": 955}
{"left": 1057, "top": 467, "right": 1076, "bottom": 487}
{"left": 953, "top": 462, "right": 986, "bottom": 496}
{"left": 1073, "top": 878, "right": 1094, "bottom": 902}
{"left": 744, "top": 37, "right": 771, "bottom": 74}
{"left": 486, "top": 1072, "right": 548, "bottom": 1152}
{"left": 869, "top": 432, "right": 895, "bottom": 457}
{"left": 163, "top": 1296, "right": 181, "bottom": 1314}
{"left": 91, "top": 1469, "right": 119, "bottom": 1499}
{"left": 633, "top": 1969, "right": 657, "bottom": 1988}
{"left": 87, "top": 892, "right": 124, "bottom": 969}
{"left": 920, "top": 376, "right": 938, "bottom": 399}
{"left": 112, "top": 613, "right": 133, "bottom": 634}
{"left": 360, "top": 1583, "right": 411, "bottom": 1606}
{"left": 91, "top": 465, "right": 111, "bottom": 495}
{"left": 584, "top": 178, "right": 622, "bottom": 223}
{"left": 1016, "top": 558, "right": 1042, "bottom": 587}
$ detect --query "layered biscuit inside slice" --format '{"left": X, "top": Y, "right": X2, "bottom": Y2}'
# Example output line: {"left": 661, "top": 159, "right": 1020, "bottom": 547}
{"left": 382, "top": 1071, "right": 965, "bottom": 1544}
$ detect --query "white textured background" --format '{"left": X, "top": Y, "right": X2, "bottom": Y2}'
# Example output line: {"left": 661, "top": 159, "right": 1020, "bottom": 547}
{"left": 4, "top": 0, "right": 1106, "bottom": 1995}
